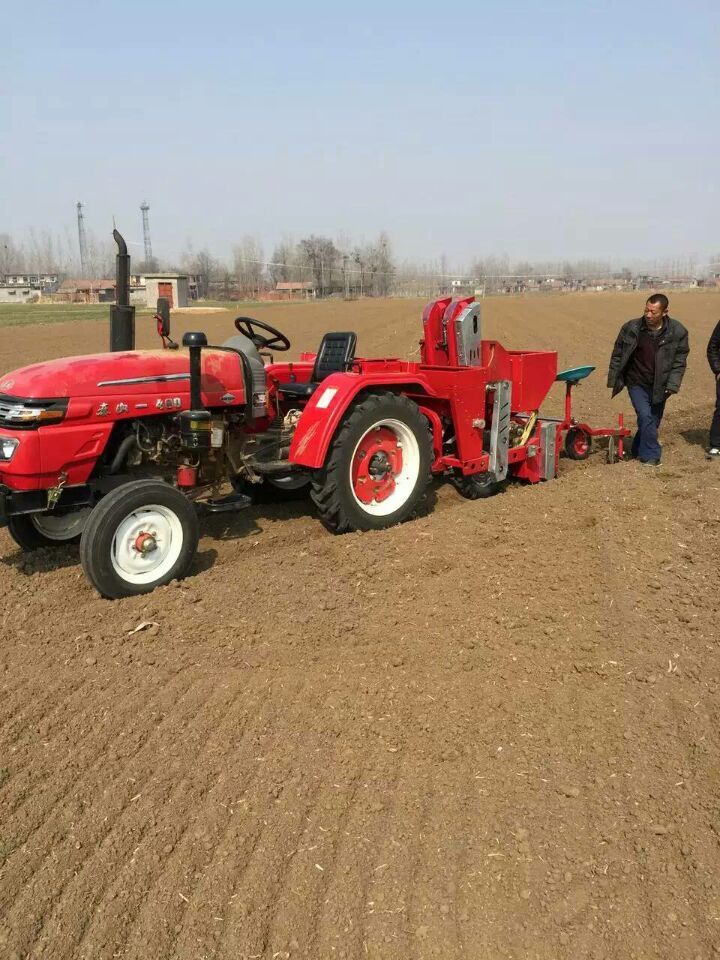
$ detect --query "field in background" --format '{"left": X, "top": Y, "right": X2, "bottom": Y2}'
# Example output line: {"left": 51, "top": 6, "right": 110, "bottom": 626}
{"left": 0, "top": 303, "right": 152, "bottom": 328}
{"left": 2, "top": 289, "right": 720, "bottom": 959}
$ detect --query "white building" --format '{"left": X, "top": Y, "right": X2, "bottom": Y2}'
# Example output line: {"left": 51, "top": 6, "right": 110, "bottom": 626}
{"left": 2, "top": 273, "right": 60, "bottom": 292}
{"left": 0, "top": 285, "right": 40, "bottom": 303}
{"left": 144, "top": 273, "right": 189, "bottom": 309}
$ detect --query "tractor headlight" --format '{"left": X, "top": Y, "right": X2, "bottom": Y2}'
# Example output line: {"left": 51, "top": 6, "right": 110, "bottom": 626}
{"left": 0, "top": 397, "right": 68, "bottom": 428}
{"left": 0, "top": 438, "right": 19, "bottom": 461}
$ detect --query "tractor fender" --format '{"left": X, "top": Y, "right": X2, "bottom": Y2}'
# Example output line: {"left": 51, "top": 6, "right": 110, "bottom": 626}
{"left": 288, "top": 372, "right": 432, "bottom": 469}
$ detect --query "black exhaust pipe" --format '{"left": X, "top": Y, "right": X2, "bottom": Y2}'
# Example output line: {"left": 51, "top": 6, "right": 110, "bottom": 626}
{"left": 110, "top": 229, "right": 135, "bottom": 352}
{"left": 180, "top": 332, "right": 212, "bottom": 450}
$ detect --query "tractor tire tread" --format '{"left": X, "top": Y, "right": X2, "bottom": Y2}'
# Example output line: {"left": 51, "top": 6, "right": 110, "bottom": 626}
{"left": 310, "top": 392, "right": 432, "bottom": 534}
{"left": 451, "top": 472, "right": 503, "bottom": 500}
{"left": 80, "top": 479, "right": 199, "bottom": 599}
{"left": 7, "top": 514, "right": 81, "bottom": 552}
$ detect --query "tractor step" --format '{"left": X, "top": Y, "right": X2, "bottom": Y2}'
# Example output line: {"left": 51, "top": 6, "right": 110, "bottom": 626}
{"left": 198, "top": 492, "right": 253, "bottom": 514}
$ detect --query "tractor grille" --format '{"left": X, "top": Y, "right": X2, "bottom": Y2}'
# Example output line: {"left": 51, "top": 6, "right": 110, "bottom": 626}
{"left": 0, "top": 395, "right": 68, "bottom": 429}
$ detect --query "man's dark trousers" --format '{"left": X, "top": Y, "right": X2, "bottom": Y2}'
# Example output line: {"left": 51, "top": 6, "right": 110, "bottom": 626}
{"left": 710, "top": 377, "right": 720, "bottom": 449}
{"left": 628, "top": 384, "right": 666, "bottom": 462}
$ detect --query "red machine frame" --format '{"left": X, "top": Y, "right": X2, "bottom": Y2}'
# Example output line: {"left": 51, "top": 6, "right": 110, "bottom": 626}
{"left": 0, "top": 277, "right": 630, "bottom": 599}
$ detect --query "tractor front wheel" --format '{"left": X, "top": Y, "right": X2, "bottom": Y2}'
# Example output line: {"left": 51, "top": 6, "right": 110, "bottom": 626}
{"left": 80, "top": 480, "right": 199, "bottom": 599}
{"left": 564, "top": 427, "right": 591, "bottom": 461}
{"left": 7, "top": 508, "right": 92, "bottom": 551}
{"left": 311, "top": 394, "right": 432, "bottom": 533}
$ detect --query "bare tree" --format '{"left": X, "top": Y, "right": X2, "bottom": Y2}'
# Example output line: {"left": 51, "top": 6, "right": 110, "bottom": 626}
{"left": 233, "top": 235, "right": 265, "bottom": 299}
{"left": 0, "top": 234, "right": 26, "bottom": 274}
{"left": 268, "top": 241, "right": 295, "bottom": 285}
{"left": 352, "top": 247, "right": 366, "bottom": 297}
{"left": 26, "top": 229, "right": 60, "bottom": 273}
{"left": 299, "top": 235, "right": 339, "bottom": 296}
{"left": 188, "top": 249, "right": 218, "bottom": 299}
{"left": 138, "top": 255, "right": 160, "bottom": 273}
{"left": 365, "top": 232, "right": 395, "bottom": 296}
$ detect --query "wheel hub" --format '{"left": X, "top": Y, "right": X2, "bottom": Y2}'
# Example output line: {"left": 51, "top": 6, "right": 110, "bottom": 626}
{"left": 134, "top": 531, "right": 158, "bottom": 555}
{"left": 368, "top": 451, "right": 392, "bottom": 479}
{"left": 111, "top": 504, "right": 184, "bottom": 586}
{"left": 352, "top": 426, "right": 403, "bottom": 504}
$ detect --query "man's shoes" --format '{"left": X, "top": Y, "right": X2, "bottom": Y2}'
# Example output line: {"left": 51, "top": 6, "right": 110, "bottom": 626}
{"left": 639, "top": 459, "right": 660, "bottom": 466}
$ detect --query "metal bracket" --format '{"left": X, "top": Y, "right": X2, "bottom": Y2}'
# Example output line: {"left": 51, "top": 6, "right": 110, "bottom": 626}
{"left": 487, "top": 380, "right": 511, "bottom": 482}
{"left": 46, "top": 471, "right": 68, "bottom": 511}
{"left": 453, "top": 301, "right": 482, "bottom": 367}
{"left": 539, "top": 421, "right": 558, "bottom": 479}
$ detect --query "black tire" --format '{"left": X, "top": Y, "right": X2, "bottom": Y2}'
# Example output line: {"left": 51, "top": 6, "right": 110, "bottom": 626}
{"left": 565, "top": 427, "right": 591, "bottom": 461}
{"left": 80, "top": 479, "right": 199, "bottom": 599}
{"left": 7, "top": 509, "right": 90, "bottom": 551}
{"left": 311, "top": 393, "right": 433, "bottom": 533}
{"left": 451, "top": 471, "right": 503, "bottom": 500}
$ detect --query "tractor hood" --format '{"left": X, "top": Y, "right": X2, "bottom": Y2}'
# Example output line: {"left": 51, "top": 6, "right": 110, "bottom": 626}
{"left": 0, "top": 349, "right": 247, "bottom": 405}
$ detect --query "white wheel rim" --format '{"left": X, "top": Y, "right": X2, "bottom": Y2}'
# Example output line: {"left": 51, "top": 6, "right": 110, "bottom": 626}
{"left": 31, "top": 508, "right": 92, "bottom": 541}
{"left": 267, "top": 473, "right": 309, "bottom": 490}
{"left": 110, "top": 503, "right": 184, "bottom": 585}
{"left": 350, "top": 418, "right": 420, "bottom": 517}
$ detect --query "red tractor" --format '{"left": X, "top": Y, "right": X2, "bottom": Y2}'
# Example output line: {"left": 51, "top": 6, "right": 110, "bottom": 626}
{"left": 0, "top": 232, "right": 628, "bottom": 599}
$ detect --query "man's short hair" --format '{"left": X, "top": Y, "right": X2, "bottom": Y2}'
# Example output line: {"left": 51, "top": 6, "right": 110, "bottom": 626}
{"left": 647, "top": 293, "right": 669, "bottom": 311}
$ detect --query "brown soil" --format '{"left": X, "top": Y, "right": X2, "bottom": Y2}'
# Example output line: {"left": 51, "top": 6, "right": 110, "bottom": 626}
{"left": 2, "top": 291, "right": 720, "bottom": 960}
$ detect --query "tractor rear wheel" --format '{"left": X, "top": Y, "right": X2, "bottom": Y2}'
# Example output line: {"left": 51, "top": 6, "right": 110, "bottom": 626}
{"left": 451, "top": 471, "right": 502, "bottom": 500}
{"left": 311, "top": 393, "right": 432, "bottom": 533}
{"left": 565, "top": 427, "right": 591, "bottom": 460}
{"left": 80, "top": 479, "right": 199, "bottom": 599}
{"left": 7, "top": 508, "right": 91, "bottom": 551}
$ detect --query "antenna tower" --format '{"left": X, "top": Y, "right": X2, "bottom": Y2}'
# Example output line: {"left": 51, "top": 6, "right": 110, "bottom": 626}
{"left": 140, "top": 202, "right": 153, "bottom": 264}
{"left": 76, "top": 201, "right": 89, "bottom": 275}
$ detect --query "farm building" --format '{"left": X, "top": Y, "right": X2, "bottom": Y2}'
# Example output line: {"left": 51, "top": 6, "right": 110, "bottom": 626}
{"left": 274, "top": 281, "right": 316, "bottom": 300}
{"left": 58, "top": 279, "right": 115, "bottom": 303}
{"left": 2, "top": 273, "right": 60, "bottom": 293}
{"left": 144, "top": 274, "right": 189, "bottom": 309}
{"left": 0, "top": 285, "right": 40, "bottom": 303}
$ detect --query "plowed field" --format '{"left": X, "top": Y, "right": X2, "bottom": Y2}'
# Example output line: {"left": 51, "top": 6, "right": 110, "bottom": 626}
{"left": 2, "top": 291, "right": 720, "bottom": 960}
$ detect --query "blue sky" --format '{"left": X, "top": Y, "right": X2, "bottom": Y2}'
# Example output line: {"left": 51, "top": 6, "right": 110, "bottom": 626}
{"left": 3, "top": 0, "right": 719, "bottom": 267}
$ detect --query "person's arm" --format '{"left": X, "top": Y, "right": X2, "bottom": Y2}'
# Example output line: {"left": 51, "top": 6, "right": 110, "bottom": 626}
{"left": 707, "top": 320, "right": 720, "bottom": 377}
{"left": 607, "top": 326, "right": 626, "bottom": 388}
{"left": 666, "top": 327, "right": 690, "bottom": 394}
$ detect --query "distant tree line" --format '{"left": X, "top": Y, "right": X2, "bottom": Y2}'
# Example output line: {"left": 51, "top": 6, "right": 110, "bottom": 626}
{"left": 0, "top": 226, "right": 712, "bottom": 299}
{"left": 179, "top": 232, "right": 396, "bottom": 300}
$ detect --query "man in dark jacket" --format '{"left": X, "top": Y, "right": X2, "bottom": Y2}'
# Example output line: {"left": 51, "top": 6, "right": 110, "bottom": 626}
{"left": 706, "top": 319, "right": 720, "bottom": 457}
{"left": 607, "top": 294, "right": 689, "bottom": 465}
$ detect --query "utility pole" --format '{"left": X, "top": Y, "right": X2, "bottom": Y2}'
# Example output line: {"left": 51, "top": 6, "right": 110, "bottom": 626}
{"left": 343, "top": 254, "right": 349, "bottom": 299}
{"left": 76, "top": 202, "right": 89, "bottom": 276}
{"left": 140, "top": 202, "right": 153, "bottom": 266}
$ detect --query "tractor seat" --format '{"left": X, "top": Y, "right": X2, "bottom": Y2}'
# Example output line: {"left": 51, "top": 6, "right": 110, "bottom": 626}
{"left": 278, "top": 331, "right": 357, "bottom": 398}
{"left": 556, "top": 365, "right": 595, "bottom": 384}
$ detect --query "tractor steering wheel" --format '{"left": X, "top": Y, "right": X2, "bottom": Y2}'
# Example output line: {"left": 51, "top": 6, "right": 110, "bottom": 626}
{"left": 234, "top": 316, "right": 291, "bottom": 352}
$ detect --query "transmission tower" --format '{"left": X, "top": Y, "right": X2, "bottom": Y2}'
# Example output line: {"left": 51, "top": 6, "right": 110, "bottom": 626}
{"left": 140, "top": 202, "right": 153, "bottom": 265}
{"left": 76, "top": 201, "right": 89, "bottom": 276}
